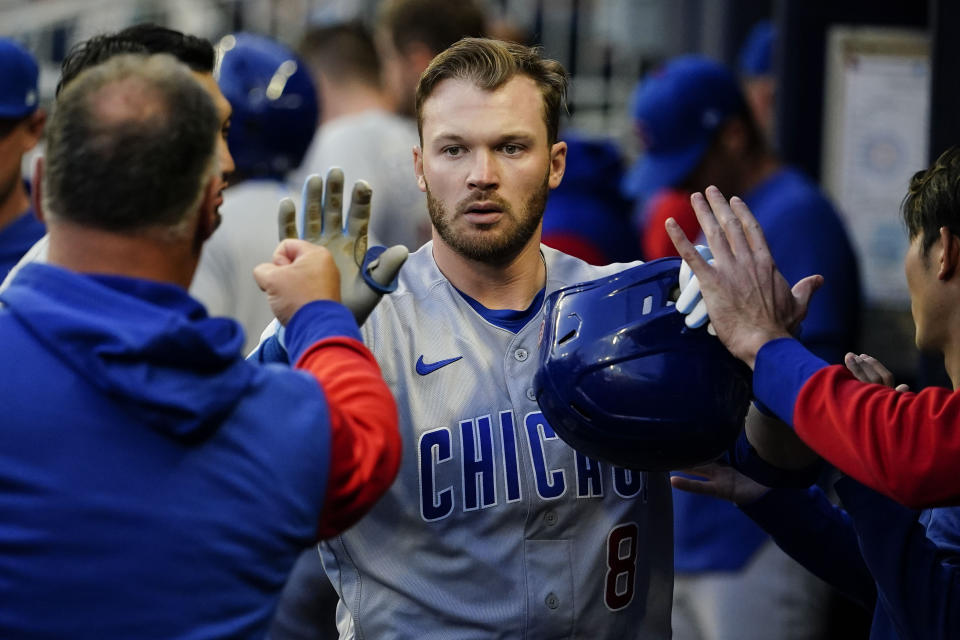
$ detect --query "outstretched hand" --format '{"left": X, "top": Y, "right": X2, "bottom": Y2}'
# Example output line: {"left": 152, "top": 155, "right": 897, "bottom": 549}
{"left": 844, "top": 352, "right": 910, "bottom": 392}
{"left": 665, "top": 186, "right": 823, "bottom": 368}
{"left": 670, "top": 463, "right": 770, "bottom": 506}
{"left": 279, "top": 168, "right": 408, "bottom": 326}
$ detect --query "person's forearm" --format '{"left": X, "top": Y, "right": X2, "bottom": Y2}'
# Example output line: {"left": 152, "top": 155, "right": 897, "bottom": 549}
{"left": 744, "top": 403, "right": 819, "bottom": 470}
{"left": 796, "top": 367, "right": 960, "bottom": 509}
{"left": 295, "top": 335, "right": 400, "bottom": 539}
{"left": 731, "top": 429, "right": 822, "bottom": 489}
{"left": 753, "top": 337, "right": 960, "bottom": 508}
{"left": 285, "top": 301, "right": 401, "bottom": 539}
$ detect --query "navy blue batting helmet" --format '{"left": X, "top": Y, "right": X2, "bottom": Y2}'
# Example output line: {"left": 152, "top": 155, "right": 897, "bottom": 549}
{"left": 534, "top": 258, "right": 752, "bottom": 471}
{"left": 216, "top": 33, "right": 318, "bottom": 178}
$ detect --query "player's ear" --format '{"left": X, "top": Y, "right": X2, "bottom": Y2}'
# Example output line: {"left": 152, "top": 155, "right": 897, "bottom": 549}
{"left": 938, "top": 226, "right": 958, "bottom": 281}
{"left": 413, "top": 145, "right": 426, "bottom": 192}
{"left": 31, "top": 156, "right": 45, "bottom": 224}
{"left": 548, "top": 141, "right": 567, "bottom": 189}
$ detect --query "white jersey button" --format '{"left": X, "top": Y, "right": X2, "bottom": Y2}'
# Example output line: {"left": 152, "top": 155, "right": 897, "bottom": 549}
{"left": 514, "top": 348, "right": 528, "bottom": 362}
{"left": 545, "top": 593, "right": 560, "bottom": 609}
{"left": 526, "top": 387, "right": 536, "bottom": 401}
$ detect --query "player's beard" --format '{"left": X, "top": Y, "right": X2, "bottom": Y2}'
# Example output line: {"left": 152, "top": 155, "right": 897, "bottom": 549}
{"left": 426, "top": 169, "right": 549, "bottom": 264}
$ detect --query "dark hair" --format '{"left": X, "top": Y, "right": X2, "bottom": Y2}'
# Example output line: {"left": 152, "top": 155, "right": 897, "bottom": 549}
{"left": 901, "top": 146, "right": 960, "bottom": 256}
{"left": 44, "top": 54, "right": 219, "bottom": 234}
{"left": 416, "top": 37, "right": 568, "bottom": 145}
{"left": 298, "top": 21, "right": 381, "bottom": 87}
{"left": 378, "top": 0, "right": 485, "bottom": 56}
{"left": 57, "top": 23, "right": 214, "bottom": 96}
{"left": 114, "top": 24, "right": 214, "bottom": 71}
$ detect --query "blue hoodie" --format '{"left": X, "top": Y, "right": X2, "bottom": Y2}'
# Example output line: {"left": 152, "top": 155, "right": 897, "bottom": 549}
{"left": 741, "top": 479, "right": 960, "bottom": 639}
{"left": 0, "top": 207, "right": 44, "bottom": 281}
{"left": 0, "top": 263, "right": 342, "bottom": 639}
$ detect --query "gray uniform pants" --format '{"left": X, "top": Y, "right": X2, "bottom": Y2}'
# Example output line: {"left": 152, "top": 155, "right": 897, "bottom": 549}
{"left": 672, "top": 540, "right": 833, "bottom": 640}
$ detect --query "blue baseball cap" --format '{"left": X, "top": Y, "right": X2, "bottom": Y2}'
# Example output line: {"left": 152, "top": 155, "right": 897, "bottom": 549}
{"left": 0, "top": 38, "right": 39, "bottom": 119}
{"left": 621, "top": 56, "right": 745, "bottom": 200}
{"left": 739, "top": 20, "right": 775, "bottom": 76}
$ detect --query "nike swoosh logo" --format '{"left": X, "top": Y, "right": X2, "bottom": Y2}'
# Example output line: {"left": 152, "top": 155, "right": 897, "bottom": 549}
{"left": 416, "top": 355, "right": 463, "bottom": 375}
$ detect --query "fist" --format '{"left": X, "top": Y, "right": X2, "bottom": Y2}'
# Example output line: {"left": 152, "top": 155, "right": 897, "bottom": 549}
{"left": 253, "top": 239, "right": 341, "bottom": 325}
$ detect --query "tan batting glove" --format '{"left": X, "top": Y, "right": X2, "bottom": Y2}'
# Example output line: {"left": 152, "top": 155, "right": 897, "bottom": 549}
{"left": 279, "top": 168, "right": 408, "bottom": 326}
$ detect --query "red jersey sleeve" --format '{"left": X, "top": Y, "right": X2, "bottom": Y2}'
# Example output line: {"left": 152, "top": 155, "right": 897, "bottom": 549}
{"left": 795, "top": 365, "right": 960, "bottom": 509}
{"left": 295, "top": 336, "right": 401, "bottom": 538}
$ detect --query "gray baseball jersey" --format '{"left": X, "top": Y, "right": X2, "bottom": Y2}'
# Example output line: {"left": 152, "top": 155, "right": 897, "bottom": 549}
{"left": 320, "top": 242, "right": 673, "bottom": 639}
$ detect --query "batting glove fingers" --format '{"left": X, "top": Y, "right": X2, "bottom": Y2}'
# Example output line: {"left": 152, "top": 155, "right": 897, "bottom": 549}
{"left": 677, "top": 244, "right": 715, "bottom": 332}
{"left": 280, "top": 168, "right": 408, "bottom": 326}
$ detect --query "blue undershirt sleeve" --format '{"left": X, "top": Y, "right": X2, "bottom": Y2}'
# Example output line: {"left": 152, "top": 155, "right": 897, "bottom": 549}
{"left": 248, "top": 301, "right": 360, "bottom": 366}
{"left": 284, "top": 300, "right": 361, "bottom": 362}
{"left": 753, "top": 338, "right": 829, "bottom": 427}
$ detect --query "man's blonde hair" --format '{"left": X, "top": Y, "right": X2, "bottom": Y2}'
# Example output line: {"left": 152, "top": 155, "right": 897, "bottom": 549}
{"left": 415, "top": 37, "right": 568, "bottom": 145}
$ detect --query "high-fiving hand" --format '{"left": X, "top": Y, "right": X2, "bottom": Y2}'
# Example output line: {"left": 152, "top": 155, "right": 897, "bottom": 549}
{"left": 279, "top": 168, "right": 408, "bottom": 326}
{"left": 666, "top": 186, "right": 823, "bottom": 369}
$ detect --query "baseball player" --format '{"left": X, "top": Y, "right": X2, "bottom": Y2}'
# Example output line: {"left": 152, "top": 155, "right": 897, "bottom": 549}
{"left": 0, "top": 52, "right": 402, "bottom": 639}
{"left": 0, "top": 38, "right": 45, "bottom": 281}
{"left": 256, "top": 38, "right": 714, "bottom": 639}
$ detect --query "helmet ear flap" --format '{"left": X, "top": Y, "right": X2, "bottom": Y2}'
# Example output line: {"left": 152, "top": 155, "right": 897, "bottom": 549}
{"left": 535, "top": 258, "right": 752, "bottom": 471}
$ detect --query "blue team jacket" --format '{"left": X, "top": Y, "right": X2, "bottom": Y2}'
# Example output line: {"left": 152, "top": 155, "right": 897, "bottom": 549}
{"left": 0, "top": 207, "right": 44, "bottom": 280}
{"left": 0, "top": 263, "right": 350, "bottom": 639}
{"left": 741, "top": 478, "right": 960, "bottom": 639}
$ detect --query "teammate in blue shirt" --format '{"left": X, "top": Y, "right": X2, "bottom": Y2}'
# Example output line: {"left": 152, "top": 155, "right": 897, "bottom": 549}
{"left": 0, "top": 38, "right": 45, "bottom": 280}
{"left": 0, "top": 52, "right": 401, "bottom": 639}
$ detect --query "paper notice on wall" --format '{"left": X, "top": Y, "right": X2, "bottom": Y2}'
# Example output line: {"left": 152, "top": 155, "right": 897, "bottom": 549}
{"left": 822, "top": 28, "right": 929, "bottom": 307}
